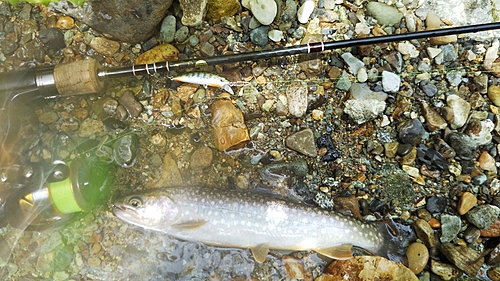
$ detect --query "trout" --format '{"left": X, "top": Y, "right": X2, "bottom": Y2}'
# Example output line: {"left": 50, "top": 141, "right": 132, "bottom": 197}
{"left": 112, "top": 186, "right": 398, "bottom": 263}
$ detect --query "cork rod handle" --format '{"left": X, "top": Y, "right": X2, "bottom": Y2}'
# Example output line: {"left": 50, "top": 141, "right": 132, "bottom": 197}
{"left": 53, "top": 58, "right": 104, "bottom": 96}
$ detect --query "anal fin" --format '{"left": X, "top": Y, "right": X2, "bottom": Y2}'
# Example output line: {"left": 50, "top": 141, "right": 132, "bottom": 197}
{"left": 316, "top": 244, "right": 354, "bottom": 260}
{"left": 250, "top": 244, "right": 270, "bottom": 263}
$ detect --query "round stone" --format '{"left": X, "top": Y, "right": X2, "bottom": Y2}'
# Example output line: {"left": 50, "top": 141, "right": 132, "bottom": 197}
{"left": 406, "top": 242, "right": 429, "bottom": 274}
{"left": 457, "top": 192, "right": 477, "bottom": 215}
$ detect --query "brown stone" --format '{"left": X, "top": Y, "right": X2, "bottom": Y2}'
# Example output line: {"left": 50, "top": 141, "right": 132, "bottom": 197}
{"left": 479, "top": 151, "right": 497, "bottom": 172}
{"left": 89, "top": 37, "right": 121, "bottom": 57}
{"left": 457, "top": 192, "right": 477, "bottom": 215}
{"left": 426, "top": 13, "right": 457, "bottom": 45}
{"left": 136, "top": 43, "right": 179, "bottom": 64}
{"left": 206, "top": 0, "right": 240, "bottom": 22}
{"left": 211, "top": 99, "right": 250, "bottom": 151}
{"left": 406, "top": 242, "right": 429, "bottom": 274}
{"left": 421, "top": 101, "right": 447, "bottom": 131}
{"left": 190, "top": 146, "right": 213, "bottom": 170}
{"left": 480, "top": 219, "right": 500, "bottom": 237}
{"left": 283, "top": 255, "right": 311, "bottom": 280}
{"left": 488, "top": 84, "right": 500, "bottom": 106}
{"left": 414, "top": 219, "right": 436, "bottom": 248}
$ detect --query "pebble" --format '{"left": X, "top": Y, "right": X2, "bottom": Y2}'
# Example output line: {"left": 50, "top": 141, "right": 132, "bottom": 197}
{"left": 466, "top": 119, "right": 494, "bottom": 147}
{"left": 343, "top": 99, "right": 386, "bottom": 124}
{"left": 446, "top": 94, "right": 471, "bottom": 129}
{"left": 406, "top": 242, "right": 429, "bottom": 274}
{"left": 430, "top": 259, "right": 460, "bottom": 281}
{"left": 427, "top": 47, "right": 441, "bottom": 59}
{"left": 464, "top": 226, "right": 481, "bottom": 243}
{"left": 335, "top": 71, "right": 351, "bottom": 91}
{"left": 341, "top": 53, "right": 365, "bottom": 76}
{"left": 316, "top": 134, "right": 340, "bottom": 162}
{"left": 211, "top": 99, "right": 250, "bottom": 151}
{"left": 447, "top": 132, "right": 477, "bottom": 160}
{"left": 135, "top": 43, "right": 179, "bottom": 64}
{"left": 488, "top": 85, "right": 500, "bottom": 106}
{"left": 160, "top": 15, "right": 176, "bottom": 43}
{"left": 349, "top": 83, "right": 387, "bottom": 101}
{"left": 286, "top": 81, "right": 308, "bottom": 118}
{"left": 399, "top": 119, "right": 425, "bottom": 146}
{"left": 398, "top": 143, "right": 414, "bottom": 156}
{"left": 414, "top": 219, "right": 436, "bottom": 248}
{"left": 78, "top": 119, "right": 104, "bottom": 138}
{"left": 190, "top": 146, "right": 213, "bottom": 170}
{"left": 484, "top": 39, "right": 499, "bottom": 69}
{"left": 439, "top": 243, "right": 484, "bottom": 277}
{"left": 56, "top": 16, "right": 75, "bottom": 30}
{"left": 179, "top": 0, "right": 207, "bottom": 26}
{"left": 297, "top": 0, "right": 315, "bottom": 24}
{"left": 466, "top": 204, "right": 500, "bottom": 229}
{"left": 426, "top": 13, "right": 457, "bottom": 45}
{"left": 113, "top": 134, "right": 138, "bottom": 167}
{"left": 259, "top": 159, "right": 308, "bottom": 180}
{"left": 421, "top": 102, "right": 447, "bottom": 131}
{"left": 440, "top": 214, "right": 461, "bottom": 243}
{"left": 457, "top": 192, "right": 477, "bottom": 215}
{"left": 205, "top": 0, "right": 240, "bottom": 22}
{"left": 249, "top": 0, "right": 277, "bottom": 25}
{"left": 119, "top": 91, "right": 143, "bottom": 118}
{"left": 175, "top": 26, "right": 190, "bottom": 42}
{"left": 479, "top": 151, "right": 496, "bottom": 172}
{"left": 480, "top": 219, "right": 500, "bottom": 237}
{"left": 426, "top": 196, "right": 447, "bottom": 213}
{"left": 268, "top": 29, "right": 283, "bottom": 42}
{"left": 381, "top": 71, "right": 400, "bottom": 93}
{"left": 419, "top": 80, "right": 438, "bottom": 97}
{"left": 250, "top": 26, "right": 269, "bottom": 47}
{"left": 440, "top": 44, "right": 457, "bottom": 63}
{"left": 417, "top": 144, "right": 449, "bottom": 171}
{"left": 384, "top": 142, "right": 398, "bottom": 158}
{"left": 356, "top": 67, "right": 368, "bottom": 83}
{"left": 285, "top": 129, "right": 317, "bottom": 157}
{"left": 488, "top": 266, "right": 500, "bottom": 281}
{"left": 89, "top": 37, "right": 121, "bottom": 57}
{"left": 365, "top": 2, "right": 403, "bottom": 26}
{"left": 39, "top": 111, "right": 59, "bottom": 124}
{"left": 397, "top": 41, "right": 419, "bottom": 58}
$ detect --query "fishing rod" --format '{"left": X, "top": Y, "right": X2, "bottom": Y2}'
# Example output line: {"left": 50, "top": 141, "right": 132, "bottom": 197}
{"left": 1, "top": 21, "right": 500, "bottom": 98}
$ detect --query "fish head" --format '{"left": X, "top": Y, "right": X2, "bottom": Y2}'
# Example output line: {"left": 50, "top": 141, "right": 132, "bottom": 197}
{"left": 112, "top": 190, "right": 179, "bottom": 231}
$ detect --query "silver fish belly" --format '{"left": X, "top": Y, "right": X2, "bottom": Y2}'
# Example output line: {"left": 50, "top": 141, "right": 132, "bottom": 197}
{"left": 113, "top": 186, "right": 392, "bottom": 262}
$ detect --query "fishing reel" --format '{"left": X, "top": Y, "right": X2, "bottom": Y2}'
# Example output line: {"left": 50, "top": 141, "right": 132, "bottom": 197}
{"left": 0, "top": 155, "right": 114, "bottom": 231}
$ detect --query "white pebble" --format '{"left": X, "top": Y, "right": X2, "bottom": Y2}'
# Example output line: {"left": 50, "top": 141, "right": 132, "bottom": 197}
{"left": 297, "top": 0, "right": 315, "bottom": 24}
{"left": 249, "top": 0, "right": 277, "bottom": 25}
{"left": 268, "top": 29, "right": 283, "bottom": 42}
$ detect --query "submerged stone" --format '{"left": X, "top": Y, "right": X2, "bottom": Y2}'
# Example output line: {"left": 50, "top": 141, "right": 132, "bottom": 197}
{"left": 285, "top": 129, "right": 317, "bottom": 157}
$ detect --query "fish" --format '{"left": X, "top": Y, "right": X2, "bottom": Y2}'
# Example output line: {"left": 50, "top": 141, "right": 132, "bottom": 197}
{"left": 171, "top": 72, "right": 234, "bottom": 95}
{"left": 112, "top": 186, "right": 400, "bottom": 263}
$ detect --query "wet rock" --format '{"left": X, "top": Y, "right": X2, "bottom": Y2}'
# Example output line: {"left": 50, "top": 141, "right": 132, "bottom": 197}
{"left": 419, "top": 80, "right": 438, "bottom": 97}
{"left": 440, "top": 214, "right": 461, "bottom": 243}
{"left": 440, "top": 44, "right": 457, "bottom": 63}
{"left": 179, "top": 0, "right": 207, "bottom": 26}
{"left": 447, "top": 94, "right": 470, "bottom": 129}
{"left": 421, "top": 102, "right": 447, "bottom": 131}
{"left": 79, "top": 118, "right": 103, "bottom": 138}
{"left": 488, "top": 85, "right": 500, "bottom": 106}
{"left": 211, "top": 99, "right": 250, "bottom": 151}
{"left": 149, "top": 152, "right": 183, "bottom": 187}
{"left": 316, "top": 256, "right": 418, "bottom": 281}
{"left": 285, "top": 129, "right": 317, "bottom": 157}
{"left": 56, "top": 16, "right": 75, "bottom": 30}
{"left": 488, "top": 266, "right": 500, "bottom": 281}
{"left": 89, "top": 37, "right": 120, "bottom": 57}
{"left": 297, "top": 0, "right": 314, "bottom": 24}
{"left": 175, "top": 26, "right": 190, "bottom": 42}
{"left": 384, "top": 142, "right": 398, "bottom": 158}
{"left": 464, "top": 226, "right": 481, "bottom": 244}
{"left": 281, "top": 0, "right": 297, "bottom": 22}
{"left": 406, "top": 242, "right": 428, "bottom": 274}
{"left": 135, "top": 43, "right": 179, "bottom": 64}
{"left": 430, "top": 259, "right": 460, "bottom": 281}
{"left": 160, "top": 15, "right": 176, "bottom": 43}
{"left": 447, "top": 132, "right": 477, "bottom": 160}
{"left": 286, "top": 81, "right": 308, "bottom": 117}
{"left": 466, "top": 204, "right": 500, "bottom": 229}
{"left": 206, "top": 0, "right": 240, "bottom": 22}
{"left": 282, "top": 256, "right": 310, "bottom": 280}
{"left": 316, "top": 134, "right": 340, "bottom": 162}
{"left": 426, "top": 196, "right": 447, "bottom": 213}
{"left": 39, "top": 111, "right": 59, "bottom": 124}
{"left": 190, "top": 146, "right": 213, "bottom": 170}
{"left": 416, "top": 144, "right": 449, "bottom": 170}
{"left": 39, "top": 28, "right": 65, "bottom": 54}
{"left": 365, "top": 2, "right": 403, "bottom": 26}
{"left": 457, "top": 192, "right": 477, "bottom": 215}
{"left": 397, "top": 143, "right": 413, "bottom": 156}
{"left": 0, "top": 39, "right": 17, "bottom": 56}
{"left": 53, "top": 0, "right": 173, "bottom": 44}
{"left": 259, "top": 159, "right": 308, "bottom": 181}
{"left": 118, "top": 91, "right": 143, "bottom": 118}
{"left": 414, "top": 219, "right": 436, "bottom": 248}
{"left": 113, "top": 134, "right": 138, "bottom": 168}
{"left": 439, "top": 243, "right": 484, "bottom": 277}
{"left": 399, "top": 119, "right": 425, "bottom": 146}
{"left": 250, "top": 26, "right": 269, "bottom": 47}
{"left": 249, "top": 0, "right": 277, "bottom": 25}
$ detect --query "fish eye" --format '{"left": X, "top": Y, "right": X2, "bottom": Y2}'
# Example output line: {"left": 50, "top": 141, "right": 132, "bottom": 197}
{"left": 128, "top": 196, "right": 143, "bottom": 208}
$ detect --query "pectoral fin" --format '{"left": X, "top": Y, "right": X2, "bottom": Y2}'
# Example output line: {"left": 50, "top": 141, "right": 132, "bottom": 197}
{"left": 172, "top": 220, "right": 207, "bottom": 230}
{"left": 316, "top": 244, "right": 353, "bottom": 260}
{"left": 250, "top": 244, "right": 270, "bottom": 263}
{"left": 222, "top": 84, "right": 234, "bottom": 95}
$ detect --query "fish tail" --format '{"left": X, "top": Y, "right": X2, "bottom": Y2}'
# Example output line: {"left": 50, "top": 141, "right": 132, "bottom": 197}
{"left": 373, "top": 220, "right": 413, "bottom": 264}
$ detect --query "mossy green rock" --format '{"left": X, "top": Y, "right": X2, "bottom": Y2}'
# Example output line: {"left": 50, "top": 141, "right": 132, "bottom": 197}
{"left": 366, "top": 2, "right": 403, "bottom": 26}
